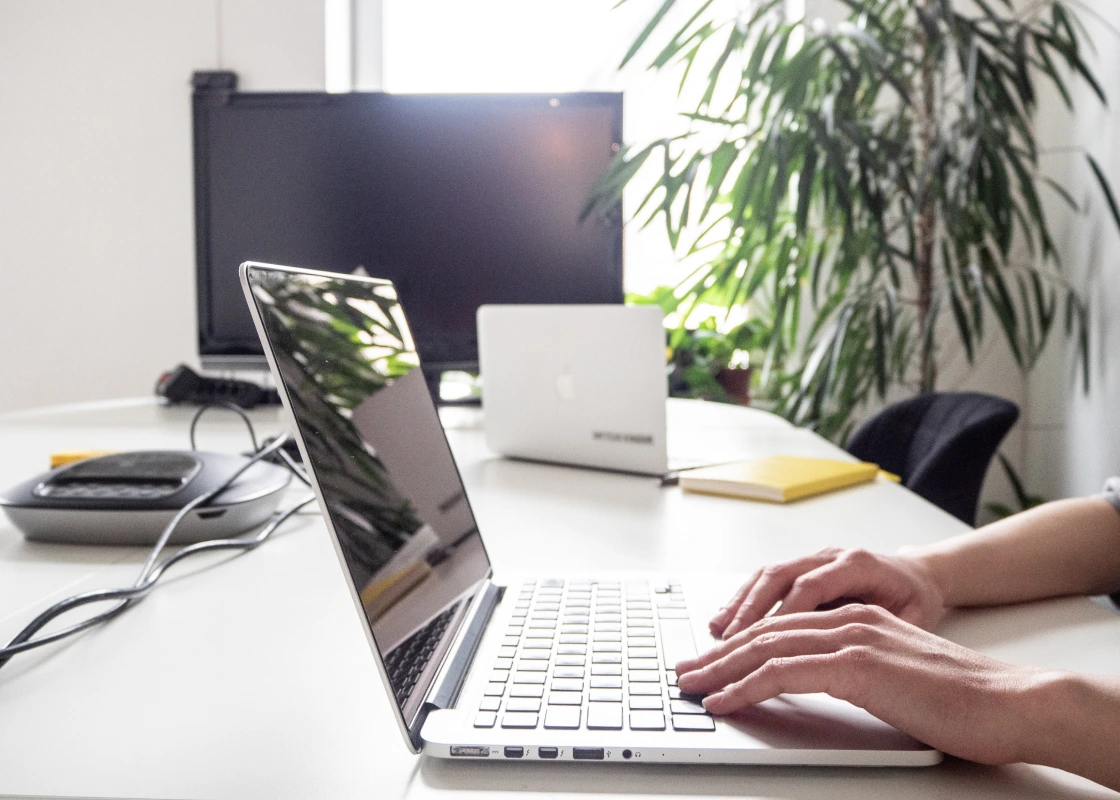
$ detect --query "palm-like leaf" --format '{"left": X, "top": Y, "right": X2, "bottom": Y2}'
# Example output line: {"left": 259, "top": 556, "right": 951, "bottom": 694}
{"left": 587, "top": 0, "right": 1115, "bottom": 437}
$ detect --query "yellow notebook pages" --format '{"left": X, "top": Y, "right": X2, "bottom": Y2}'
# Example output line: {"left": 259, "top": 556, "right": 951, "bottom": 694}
{"left": 679, "top": 455, "right": 880, "bottom": 503}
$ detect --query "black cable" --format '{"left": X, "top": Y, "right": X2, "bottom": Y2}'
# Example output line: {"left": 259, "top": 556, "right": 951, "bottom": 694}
{"left": 0, "top": 493, "right": 316, "bottom": 661}
{"left": 0, "top": 428, "right": 306, "bottom": 670}
{"left": 188, "top": 402, "right": 260, "bottom": 452}
{"left": 278, "top": 448, "right": 312, "bottom": 486}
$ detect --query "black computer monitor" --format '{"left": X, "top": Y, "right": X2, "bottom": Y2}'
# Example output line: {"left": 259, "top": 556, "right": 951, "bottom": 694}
{"left": 193, "top": 89, "right": 624, "bottom": 377}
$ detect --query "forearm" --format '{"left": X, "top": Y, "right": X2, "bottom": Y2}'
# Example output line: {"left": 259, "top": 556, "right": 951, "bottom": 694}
{"left": 904, "top": 498, "right": 1120, "bottom": 609}
{"left": 1020, "top": 671, "right": 1120, "bottom": 791}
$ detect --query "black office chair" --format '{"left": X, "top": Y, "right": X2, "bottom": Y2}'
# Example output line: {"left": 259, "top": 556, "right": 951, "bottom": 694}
{"left": 845, "top": 392, "right": 1019, "bottom": 526}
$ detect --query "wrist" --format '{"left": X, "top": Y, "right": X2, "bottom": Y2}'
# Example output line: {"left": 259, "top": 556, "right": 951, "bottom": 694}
{"left": 1014, "top": 669, "right": 1084, "bottom": 768}
{"left": 897, "top": 548, "right": 955, "bottom": 612}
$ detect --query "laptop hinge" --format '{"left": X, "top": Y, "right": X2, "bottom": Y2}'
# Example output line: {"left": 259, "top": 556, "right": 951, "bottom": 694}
{"left": 408, "top": 580, "right": 503, "bottom": 749}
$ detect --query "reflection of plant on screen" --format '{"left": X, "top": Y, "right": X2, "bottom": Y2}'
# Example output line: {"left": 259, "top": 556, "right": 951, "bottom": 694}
{"left": 251, "top": 273, "right": 423, "bottom": 581}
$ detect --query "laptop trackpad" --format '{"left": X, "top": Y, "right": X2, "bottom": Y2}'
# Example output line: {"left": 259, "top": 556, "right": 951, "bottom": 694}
{"left": 723, "top": 693, "right": 930, "bottom": 751}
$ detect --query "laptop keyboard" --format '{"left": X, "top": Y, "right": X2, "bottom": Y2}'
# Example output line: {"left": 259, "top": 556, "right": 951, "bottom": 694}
{"left": 385, "top": 601, "right": 460, "bottom": 707}
{"left": 473, "top": 579, "right": 715, "bottom": 732}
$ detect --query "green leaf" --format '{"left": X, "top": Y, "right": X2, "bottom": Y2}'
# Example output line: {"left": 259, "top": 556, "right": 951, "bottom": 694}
{"left": 619, "top": 0, "right": 678, "bottom": 69}
{"left": 1087, "top": 154, "right": 1120, "bottom": 237}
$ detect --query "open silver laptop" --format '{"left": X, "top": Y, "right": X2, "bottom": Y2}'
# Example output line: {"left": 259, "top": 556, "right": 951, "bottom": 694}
{"left": 241, "top": 261, "right": 940, "bottom": 766}
{"left": 478, "top": 305, "right": 721, "bottom": 476}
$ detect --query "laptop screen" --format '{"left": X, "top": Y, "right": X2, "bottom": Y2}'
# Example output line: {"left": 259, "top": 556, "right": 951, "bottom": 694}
{"left": 243, "top": 264, "right": 492, "bottom": 722}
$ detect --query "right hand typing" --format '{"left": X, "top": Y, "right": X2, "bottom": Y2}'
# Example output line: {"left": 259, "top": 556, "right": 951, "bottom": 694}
{"left": 709, "top": 547, "right": 948, "bottom": 639}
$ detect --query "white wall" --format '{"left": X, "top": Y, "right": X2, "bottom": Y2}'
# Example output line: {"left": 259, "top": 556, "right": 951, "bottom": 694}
{"left": 1024, "top": 0, "right": 1120, "bottom": 501}
{"left": 0, "top": 0, "right": 326, "bottom": 414}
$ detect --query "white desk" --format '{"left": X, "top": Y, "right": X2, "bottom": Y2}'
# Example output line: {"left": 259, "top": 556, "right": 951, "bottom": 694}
{"left": 0, "top": 398, "right": 1117, "bottom": 800}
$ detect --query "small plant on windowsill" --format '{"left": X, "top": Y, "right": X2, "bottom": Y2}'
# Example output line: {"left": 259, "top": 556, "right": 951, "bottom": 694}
{"left": 632, "top": 287, "right": 766, "bottom": 405}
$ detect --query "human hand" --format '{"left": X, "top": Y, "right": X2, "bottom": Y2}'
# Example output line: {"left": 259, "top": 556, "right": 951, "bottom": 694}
{"left": 678, "top": 604, "right": 1049, "bottom": 765}
{"left": 709, "top": 547, "right": 947, "bottom": 639}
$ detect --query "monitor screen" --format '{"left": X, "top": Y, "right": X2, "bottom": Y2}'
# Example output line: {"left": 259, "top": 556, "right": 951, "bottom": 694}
{"left": 194, "top": 91, "right": 624, "bottom": 370}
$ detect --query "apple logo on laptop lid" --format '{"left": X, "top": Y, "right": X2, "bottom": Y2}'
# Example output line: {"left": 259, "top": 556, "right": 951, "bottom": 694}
{"left": 554, "top": 365, "right": 576, "bottom": 401}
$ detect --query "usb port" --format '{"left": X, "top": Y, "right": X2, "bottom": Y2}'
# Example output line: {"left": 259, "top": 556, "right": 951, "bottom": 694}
{"left": 573, "top": 747, "right": 604, "bottom": 760}
{"left": 449, "top": 745, "right": 490, "bottom": 757}
{"left": 504, "top": 746, "right": 524, "bottom": 758}
{"left": 538, "top": 747, "right": 559, "bottom": 759}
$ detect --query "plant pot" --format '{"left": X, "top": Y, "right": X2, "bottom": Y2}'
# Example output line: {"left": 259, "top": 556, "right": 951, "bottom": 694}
{"left": 716, "top": 367, "right": 752, "bottom": 406}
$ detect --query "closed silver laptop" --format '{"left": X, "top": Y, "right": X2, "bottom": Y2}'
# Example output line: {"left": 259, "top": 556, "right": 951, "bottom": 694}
{"left": 241, "top": 261, "right": 940, "bottom": 766}
{"left": 477, "top": 304, "right": 742, "bottom": 476}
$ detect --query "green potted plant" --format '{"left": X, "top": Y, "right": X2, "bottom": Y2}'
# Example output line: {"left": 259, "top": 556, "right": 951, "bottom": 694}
{"left": 632, "top": 286, "right": 767, "bottom": 404}
{"left": 588, "top": 0, "right": 1120, "bottom": 439}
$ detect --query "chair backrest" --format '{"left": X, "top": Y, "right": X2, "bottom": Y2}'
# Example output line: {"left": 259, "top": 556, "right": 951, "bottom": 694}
{"left": 845, "top": 392, "right": 1020, "bottom": 526}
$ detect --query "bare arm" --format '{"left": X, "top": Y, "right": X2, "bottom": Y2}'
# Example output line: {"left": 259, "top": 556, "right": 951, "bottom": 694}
{"left": 711, "top": 496, "right": 1120, "bottom": 640}
{"left": 909, "top": 496, "right": 1120, "bottom": 608}
{"left": 678, "top": 605, "right": 1120, "bottom": 791}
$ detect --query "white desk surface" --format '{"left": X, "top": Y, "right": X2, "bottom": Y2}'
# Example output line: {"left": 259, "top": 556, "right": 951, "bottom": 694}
{"left": 0, "top": 398, "right": 1117, "bottom": 800}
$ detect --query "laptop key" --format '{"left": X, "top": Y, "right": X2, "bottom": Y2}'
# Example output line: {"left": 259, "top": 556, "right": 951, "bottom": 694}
{"left": 666, "top": 671, "right": 679, "bottom": 687}
{"left": 502, "top": 637, "right": 520, "bottom": 647}
{"left": 491, "top": 670, "right": 510, "bottom": 683}
{"left": 589, "top": 676, "right": 622, "bottom": 689}
{"left": 629, "top": 711, "right": 667, "bottom": 731}
{"left": 667, "top": 687, "right": 687, "bottom": 700}
{"left": 671, "top": 714, "right": 716, "bottom": 731}
{"left": 586, "top": 704, "right": 623, "bottom": 730}
{"left": 592, "top": 653, "right": 622, "bottom": 664}
{"left": 513, "top": 672, "right": 546, "bottom": 684}
{"left": 554, "top": 667, "right": 585, "bottom": 679}
{"left": 547, "top": 691, "right": 583, "bottom": 705}
{"left": 484, "top": 683, "right": 506, "bottom": 696}
{"left": 544, "top": 706, "right": 582, "bottom": 729}
{"left": 557, "top": 644, "right": 586, "bottom": 655}
{"left": 479, "top": 697, "right": 501, "bottom": 712}
{"left": 551, "top": 678, "right": 584, "bottom": 692}
{"left": 501, "top": 713, "right": 539, "bottom": 729}
{"left": 670, "top": 699, "right": 708, "bottom": 715}
{"left": 627, "top": 660, "right": 658, "bottom": 671}
{"left": 516, "top": 661, "right": 547, "bottom": 672}
{"left": 592, "top": 642, "right": 621, "bottom": 652}
{"left": 474, "top": 712, "right": 497, "bottom": 728}
{"left": 629, "top": 696, "right": 663, "bottom": 710}
{"left": 591, "top": 664, "right": 622, "bottom": 676}
{"left": 494, "top": 658, "right": 514, "bottom": 670}
{"left": 559, "top": 635, "right": 587, "bottom": 645}
{"left": 589, "top": 689, "right": 622, "bottom": 703}
{"left": 628, "top": 671, "right": 660, "bottom": 682}
{"left": 506, "top": 697, "right": 542, "bottom": 712}
{"left": 629, "top": 684, "right": 661, "bottom": 696}
{"left": 510, "top": 685, "right": 545, "bottom": 698}
{"left": 555, "top": 656, "right": 585, "bottom": 667}
{"left": 520, "top": 649, "right": 551, "bottom": 660}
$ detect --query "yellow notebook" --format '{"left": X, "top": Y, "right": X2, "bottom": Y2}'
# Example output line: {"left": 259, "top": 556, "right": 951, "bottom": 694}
{"left": 679, "top": 455, "right": 880, "bottom": 503}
